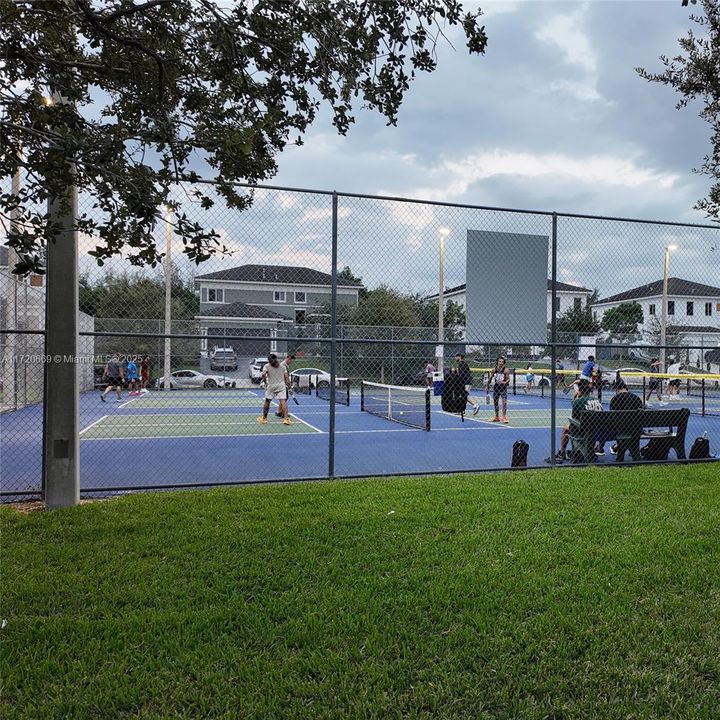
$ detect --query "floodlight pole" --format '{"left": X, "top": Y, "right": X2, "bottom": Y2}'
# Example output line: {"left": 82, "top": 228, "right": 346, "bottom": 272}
{"left": 163, "top": 207, "right": 172, "bottom": 390}
{"left": 660, "top": 245, "right": 676, "bottom": 372}
{"left": 437, "top": 228, "right": 449, "bottom": 373}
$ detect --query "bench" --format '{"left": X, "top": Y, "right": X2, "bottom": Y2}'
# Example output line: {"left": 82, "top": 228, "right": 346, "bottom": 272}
{"left": 568, "top": 408, "right": 690, "bottom": 463}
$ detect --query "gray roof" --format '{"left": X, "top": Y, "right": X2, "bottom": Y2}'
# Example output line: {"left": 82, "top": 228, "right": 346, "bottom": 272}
{"left": 670, "top": 325, "right": 720, "bottom": 334}
{"left": 430, "top": 279, "right": 591, "bottom": 298}
{"left": 196, "top": 264, "right": 363, "bottom": 287}
{"left": 196, "top": 302, "right": 290, "bottom": 320}
{"left": 597, "top": 278, "right": 720, "bottom": 305}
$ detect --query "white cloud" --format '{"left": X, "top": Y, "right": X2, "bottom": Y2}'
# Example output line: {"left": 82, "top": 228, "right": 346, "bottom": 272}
{"left": 391, "top": 150, "right": 679, "bottom": 203}
{"left": 548, "top": 79, "right": 609, "bottom": 104}
{"left": 535, "top": 6, "right": 596, "bottom": 74}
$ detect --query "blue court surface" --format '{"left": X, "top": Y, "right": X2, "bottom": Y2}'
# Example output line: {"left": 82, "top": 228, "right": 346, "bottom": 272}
{"left": 1, "top": 386, "right": 718, "bottom": 499}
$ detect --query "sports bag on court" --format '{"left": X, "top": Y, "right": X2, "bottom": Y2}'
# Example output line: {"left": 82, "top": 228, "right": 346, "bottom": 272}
{"left": 689, "top": 436, "right": 710, "bottom": 460}
{"left": 511, "top": 440, "right": 529, "bottom": 467}
{"left": 441, "top": 369, "right": 468, "bottom": 418}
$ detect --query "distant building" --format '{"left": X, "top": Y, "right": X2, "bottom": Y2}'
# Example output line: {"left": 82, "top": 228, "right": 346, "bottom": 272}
{"left": 595, "top": 278, "right": 720, "bottom": 366}
{"left": 425, "top": 279, "right": 594, "bottom": 323}
{"left": 195, "top": 264, "right": 363, "bottom": 356}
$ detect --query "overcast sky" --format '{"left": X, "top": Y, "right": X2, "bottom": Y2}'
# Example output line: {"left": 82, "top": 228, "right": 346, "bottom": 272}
{"left": 60, "top": 1, "right": 720, "bottom": 299}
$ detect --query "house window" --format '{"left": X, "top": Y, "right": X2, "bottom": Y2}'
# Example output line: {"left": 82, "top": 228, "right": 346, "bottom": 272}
{"left": 295, "top": 309, "right": 306, "bottom": 324}
{"left": 649, "top": 304, "right": 656, "bottom": 316}
{"left": 553, "top": 298, "right": 561, "bottom": 312}
{"left": 687, "top": 301, "right": 694, "bottom": 316}
{"left": 207, "top": 289, "right": 223, "bottom": 303}
{"left": 574, "top": 298, "right": 582, "bottom": 311}
{"left": 667, "top": 301, "right": 675, "bottom": 316}
{"left": 706, "top": 302, "right": 713, "bottom": 316}
{"left": 294, "top": 291, "right": 306, "bottom": 304}
{"left": 273, "top": 290, "right": 286, "bottom": 303}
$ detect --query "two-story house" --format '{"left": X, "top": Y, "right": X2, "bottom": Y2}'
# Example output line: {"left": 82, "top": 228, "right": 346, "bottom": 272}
{"left": 594, "top": 278, "right": 720, "bottom": 366}
{"left": 194, "top": 264, "right": 363, "bottom": 356}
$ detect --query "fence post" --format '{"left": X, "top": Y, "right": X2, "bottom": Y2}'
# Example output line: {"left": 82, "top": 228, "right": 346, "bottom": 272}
{"left": 328, "top": 192, "right": 338, "bottom": 480}
{"left": 550, "top": 213, "right": 558, "bottom": 464}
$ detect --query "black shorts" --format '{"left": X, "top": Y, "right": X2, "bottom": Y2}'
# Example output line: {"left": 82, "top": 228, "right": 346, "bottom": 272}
{"left": 669, "top": 379, "right": 681, "bottom": 388}
{"left": 106, "top": 375, "right": 122, "bottom": 387}
{"left": 493, "top": 384, "right": 508, "bottom": 399}
{"left": 648, "top": 379, "right": 660, "bottom": 390}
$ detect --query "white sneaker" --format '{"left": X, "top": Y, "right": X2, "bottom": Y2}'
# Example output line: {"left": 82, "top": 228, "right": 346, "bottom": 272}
{"left": 472, "top": 404, "right": 479, "bottom": 415}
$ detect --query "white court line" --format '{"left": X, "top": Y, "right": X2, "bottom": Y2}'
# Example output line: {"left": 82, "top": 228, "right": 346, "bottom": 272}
{"left": 117, "top": 396, "right": 141, "bottom": 409}
{"left": 79, "top": 415, "right": 108, "bottom": 435}
{"left": 81, "top": 430, "right": 321, "bottom": 441}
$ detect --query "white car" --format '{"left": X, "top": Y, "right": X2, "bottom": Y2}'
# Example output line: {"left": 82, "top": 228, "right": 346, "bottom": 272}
{"left": 249, "top": 357, "right": 269, "bottom": 384}
{"left": 290, "top": 367, "right": 332, "bottom": 390}
{"left": 155, "top": 370, "right": 237, "bottom": 390}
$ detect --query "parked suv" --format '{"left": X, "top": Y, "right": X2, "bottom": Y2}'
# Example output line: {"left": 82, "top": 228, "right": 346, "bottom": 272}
{"left": 210, "top": 346, "right": 238, "bottom": 371}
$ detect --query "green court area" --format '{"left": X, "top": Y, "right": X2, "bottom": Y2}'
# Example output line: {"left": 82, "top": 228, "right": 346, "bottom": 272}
{"left": 81, "top": 413, "right": 320, "bottom": 439}
{"left": 121, "top": 393, "right": 261, "bottom": 409}
{"left": 472, "top": 407, "right": 570, "bottom": 428}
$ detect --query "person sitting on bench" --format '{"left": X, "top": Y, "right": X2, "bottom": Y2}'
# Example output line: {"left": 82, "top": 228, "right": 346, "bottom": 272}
{"left": 594, "top": 378, "right": 643, "bottom": 456}
{"left": 547, "top": 379, "right": 603, "bottom": 464}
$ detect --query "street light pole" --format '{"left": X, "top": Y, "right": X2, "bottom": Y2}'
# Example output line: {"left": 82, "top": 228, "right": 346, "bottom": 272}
{"left": 163, "top": 206, "right": 172, "bottom": 390}
{"left": 660, "top": 244, "right": 677, "bottom": 372}
{"left": 437, "top": 227, "right": 450, "bottom": 373}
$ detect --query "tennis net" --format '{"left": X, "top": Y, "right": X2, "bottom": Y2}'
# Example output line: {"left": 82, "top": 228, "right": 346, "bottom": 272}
{"left": 360, "top": 381, "right": 431, "bottom": 430}
{"left": 317, "top": 378, "right": 351, "bottom": 405}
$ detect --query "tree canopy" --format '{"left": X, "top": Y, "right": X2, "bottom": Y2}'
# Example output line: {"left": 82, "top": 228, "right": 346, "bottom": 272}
{"left": 638, "top": 0, "right": 720, "bottom": 220}
{"left": 601, "top": 302, "right": 644, "bottom": 335}
{"left": 1, "top": 0, "right": 487, "bottom": 275}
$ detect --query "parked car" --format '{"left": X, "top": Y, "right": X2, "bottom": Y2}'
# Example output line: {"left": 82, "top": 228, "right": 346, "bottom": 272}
{"left": 155, "top": 370, "right": 236, "bottom": 390}
{"left": 249, "top": 357, "right": 269, "bottom": 383}
{"left": 209, "top": 346, "right": 238, "bottom": 371}
{"left": 598, "top": 366, "right": 647, "bottom": 389}
{"left": 290, "top": 367, "right": 334, "bottom": 389}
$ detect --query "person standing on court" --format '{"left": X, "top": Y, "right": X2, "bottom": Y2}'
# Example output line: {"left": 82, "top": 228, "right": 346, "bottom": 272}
{"left": 555, "top": 358, "right": 567, "bottom": 391}
{"left": 100, "top": 355, "right": 124, "bottom": 402}
{"left": 486, "top": 354, "right": 510, "bottom": 423}
{"left": 454, "top": 353, "right": 480, "bottom": 415}
{"left": 258, "top": 353, "right": 292, "bottom": 426}
{"left": 645, "top": 357, "right": 663, "bottom": 404}
{"left": 275, "top": 353, "right": 296, "bottom": 417}
{"left": 569, "top": 354, "right": 596, "bottom": 398}
{"left": 425, "top": 361, "right": 436, "bottom": 389}
{"left": 140, "top": 355, "right": 150, "bottom": 390}
{"left": 126, "top": 357, "right": 140, "bottom": 396}
{"left": 666, "top": 360, "right": 684, "bottom": 398}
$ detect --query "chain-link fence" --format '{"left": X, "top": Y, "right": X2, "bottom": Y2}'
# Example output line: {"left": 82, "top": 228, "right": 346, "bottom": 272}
{"left": 2, "top": 184, "right": 719, "bottom": 499}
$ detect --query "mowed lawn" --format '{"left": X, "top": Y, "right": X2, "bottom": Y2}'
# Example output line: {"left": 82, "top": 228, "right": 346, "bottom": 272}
{"left": 2, "top": 466, "right": 720, "bottom": 719}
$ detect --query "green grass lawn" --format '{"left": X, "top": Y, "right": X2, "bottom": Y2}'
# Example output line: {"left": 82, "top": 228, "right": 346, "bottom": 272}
{"left": 3, "top": 466, "right": 720, "bottom": 719}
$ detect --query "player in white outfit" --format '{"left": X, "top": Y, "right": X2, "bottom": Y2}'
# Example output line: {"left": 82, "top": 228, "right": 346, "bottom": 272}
{"left": 257, "top": 353, "right": 292, "bottom": 426}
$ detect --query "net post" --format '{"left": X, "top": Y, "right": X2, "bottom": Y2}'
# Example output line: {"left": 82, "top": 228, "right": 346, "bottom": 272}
{"left": 345, "top": 379, "right": 350, "bottom": 406}
{"left": 702, "top": 378, "right": 705, "bottom": 417}
{"left": 425, "top": 388, "right": 431, "bottom": 431}
{"left": 360, "top": 380, "right": 365, "bottom": 412}
{"left": 512, "top": 368, "right": 516, "bottom": 395}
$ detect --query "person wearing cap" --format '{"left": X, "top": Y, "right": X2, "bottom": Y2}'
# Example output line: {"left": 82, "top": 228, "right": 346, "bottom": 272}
{"left": 666, "top": 360, "right": 684, "bottom": 398}
{"left": 258, "top": 353, "right": 292, "bottom": 426}
{"left": 547, "top": 378, "right": 603, "bottom": 463}
{"left": 594, "top": 377, "right": 643, "bottom": 456}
